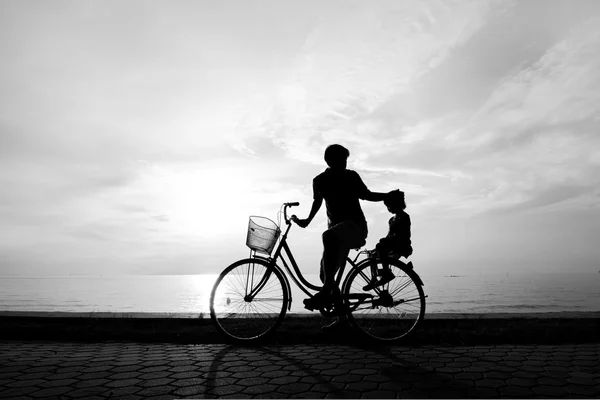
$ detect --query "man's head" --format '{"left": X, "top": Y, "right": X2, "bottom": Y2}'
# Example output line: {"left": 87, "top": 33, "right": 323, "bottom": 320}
{"left": 384, "top": 190, "right": 406, "bottom": 214}
{"left": 324, "top": 144, "right": 349, "bottom": 169}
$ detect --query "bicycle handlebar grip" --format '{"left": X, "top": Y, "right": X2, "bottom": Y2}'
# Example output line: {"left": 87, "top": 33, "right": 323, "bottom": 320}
{"left": 287, "top": 202, "right": 300, "bottom": 207}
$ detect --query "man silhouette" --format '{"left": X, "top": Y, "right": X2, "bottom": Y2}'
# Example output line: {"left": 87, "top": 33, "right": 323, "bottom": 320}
{"left": 292, "top": 144, "right": 394, "bottom": 310}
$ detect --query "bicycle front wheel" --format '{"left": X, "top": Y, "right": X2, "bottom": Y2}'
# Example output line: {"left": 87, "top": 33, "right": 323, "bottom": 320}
{"left": 343, "top": 259, "right": 425, "bottom": 342}
{"left": 210, "top": 259, "right": 288, "bottom": 342}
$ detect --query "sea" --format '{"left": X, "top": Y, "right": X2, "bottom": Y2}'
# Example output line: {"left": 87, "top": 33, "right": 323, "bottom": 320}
{"left": 1, "top": 272, "right": 599, "bottom": 316}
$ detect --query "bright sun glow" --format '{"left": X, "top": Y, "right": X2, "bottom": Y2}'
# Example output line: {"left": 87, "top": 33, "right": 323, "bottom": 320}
{"left": 142, "top": 163, "right": 258, "bottom": 238}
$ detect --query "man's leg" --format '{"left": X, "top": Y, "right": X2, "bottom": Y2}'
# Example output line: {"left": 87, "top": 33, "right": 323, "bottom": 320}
{"left": 320, "top": 228, "right": 339, "bottom": 296}
{"left": 321, "top": 222, "right": 365, "bottom": 294}
{"left": 319, "top": 222, "right": 366, "bottom": 329}
{"left": 305, "top": 222, "right": 366, "bottom": 310}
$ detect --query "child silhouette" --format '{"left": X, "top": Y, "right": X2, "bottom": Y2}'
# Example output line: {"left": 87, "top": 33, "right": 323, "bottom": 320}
{"left": 364, "top": 189, "right": 413, "bottom": 291}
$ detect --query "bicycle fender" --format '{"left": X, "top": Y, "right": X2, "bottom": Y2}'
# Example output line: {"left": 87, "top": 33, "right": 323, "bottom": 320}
{"left": 404, "top": 261, "right": 425, "bottom": 287}
{"left": 245, "top": 256, "right": 294, "bottom": 311}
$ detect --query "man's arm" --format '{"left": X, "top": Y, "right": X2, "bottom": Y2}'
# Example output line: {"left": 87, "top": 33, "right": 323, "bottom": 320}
{"left": 292, "top": 179, "right": 323, "bottom": 228}
{"left": 362, "top": 190, "right": 388, "bottom": 202}
{"left": 353, "top": 170, "right": 392, "bottom": 202}
{"left": 294, "top": 196, "right": 323, "bottom": 228}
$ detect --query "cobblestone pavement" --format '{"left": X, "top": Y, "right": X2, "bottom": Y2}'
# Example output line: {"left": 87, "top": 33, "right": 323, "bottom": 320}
{"left": 0, "top": 341, "right": 599, "bottom": 399}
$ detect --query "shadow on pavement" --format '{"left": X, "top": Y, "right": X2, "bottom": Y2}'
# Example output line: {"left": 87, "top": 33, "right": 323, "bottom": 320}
{"left": 201, "top": 342, "right": 478, "bottom": 398}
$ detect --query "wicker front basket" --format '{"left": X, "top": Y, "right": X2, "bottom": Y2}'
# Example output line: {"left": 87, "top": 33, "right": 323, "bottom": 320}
{"left": 246, "top": 216, "right": 280, "bottom": 254}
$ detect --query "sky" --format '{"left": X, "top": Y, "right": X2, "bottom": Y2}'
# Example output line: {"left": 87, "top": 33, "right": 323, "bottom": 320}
{"left": 1, "top": 0, "right": 599, "bottom": 276}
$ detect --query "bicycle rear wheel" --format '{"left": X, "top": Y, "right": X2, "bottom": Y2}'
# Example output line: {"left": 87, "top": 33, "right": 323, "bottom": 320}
{"left": 343, "top": 259, "right": 425, "bottom": 342}
{"left": 210, "top": 259, "right": 288, "bottom": 342}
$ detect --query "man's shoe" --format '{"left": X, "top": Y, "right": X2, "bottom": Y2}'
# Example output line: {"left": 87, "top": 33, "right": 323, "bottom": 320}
{"left": 303, "top": 292, "right": 332, "bottom": 311}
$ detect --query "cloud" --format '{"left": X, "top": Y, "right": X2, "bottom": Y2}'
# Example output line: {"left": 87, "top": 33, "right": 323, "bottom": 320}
{"left": 444, "top": 17, "right": 600, "bottom": 214}
{"left": 231, "top": 0, "right": 506, "bottom": 164}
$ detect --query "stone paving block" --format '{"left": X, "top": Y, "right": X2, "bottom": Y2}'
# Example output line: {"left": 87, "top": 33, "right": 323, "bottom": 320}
{"left": 135, "top": 385, "right": 175, "bottom": 397}
{"left": 539, "top": 376, "right": 569, "bottom": 387}
{"left": 483, "top": 370, "right": 512, "bottom": 380}
{"left": 260, "top": 370, "right": 292, "bottom": 378}
{"left": 346, "top": 380, "right": 379, "bottom": 392}
{"left": 231, "top": 370, "right": 262, "bottom": 379}
{"left": 379, "top": 380, "right": 410, "bottom": 392}
{"left": 455, "top": 372, "right": 484, "bottom": 381}
{"left": 73, "top": 378, "right": 110, "bottom": 388}
{"left": 238, "top": 376, "right": 271, "bottom": 387}
{"left": 5, "top": 378, "right": 47, "bottom": 388}
{"left": 499, "top": 385, "right": 535, "bottom": 397}
{"left": 299, "top": 375, "right": 321, "bottom": 385}
{"left": 276, "top": 382, "right": 313, "bottom": 394}
{"left": 564, "top": 384, "right": 599, "bottom": 396}
{"left": 77, "top": 371, "right": 112, "bottom": 380}
{"left": 269, "top": 376, "right": 300, "bottom": 385}
{"left": 104, "top": 386, "right": 143, "bottom": 397}
{"left": 170, "top": 371, "right": 203, "bottom": 380}
{"left": 38, "top": 378, "right": 78, "bottom": 388}
{"left": 289, "top": 391, "right": 326, "bottom": 398}
{"left": 139, "top": 377, "right": 174, "bottom": 387}
{"left": 334, "top": 389, "right": 362, "bottom": 398}
{"left": 507, "top": 377, "right": 539, "bottom": 387}
{"left": 105, "top": 377, "right": 142, "bottom": 388}
{"left": 111, "top": 365, "right": 141, "bottom": 373}
{"left": 174, "top": 385, "right": 206, "bottom": 397}
{"left": 242, "top": 383, "right": 279, "bottom": 395}
{"left": 476, "top": 378, "right": 505, "bottom": 388}
{"left": 143, "top": 395, "right": 176, "bottom": 400}
{"left": 169, "top": 365, "right": 197, "bottom": 372}
{"left": 82, "top": 365, "right": 112, "bottom": 373}
{"left": 321, "top": 368, "right": 349, "bottom": 377}
{"left": 514, "top": 370, "right": 543, "bottom": 379}
{"left": 434, "top": 366, "right": 462, "bottom": 374}
{"left": 534, "top": 385, "right": 567, "bottom": 397}
{"left": 361, "top": 389, "right": 396, "bottom": 398}
{"left": 363, "top": 373, "right": 388, "bottom": 383}
{"left": 331, "top": 373, "right": 365, "bottom": 384}
{"left": 226, "top": 365, "right": 255, "bottom": 373}
{"left": 419, "top": 361, "right": 445, "bottom": 370}
{"left": 537, "top": 370, "right": 569, "bottom": 381}
{"left": 63, "top": 386, "right": 108, "bottom": 398}
{"left": 544, "top": 364, "right": 571, "bottom": 372}
{"left": 567, "top": 376, "right": 598, "bottom": 386}
{"left": 0, "top": 372, "right": 20, "bottom": 379}
{"left": 254, "top": 365, "right": 282, "bottom": 373}
{"left": 110, "top": 371, "right": 142, "bottom": 380}
{"left": 208, "top": 384, "right": 245, "bottom": 396}
{"left": 428, "top": 388, "right": 468, "bottom": 398}
{"left": 0, "top": 386, "right": 39, "bottom": 397}
{"left": 170, "top": 377, "right": 207, "bottom": 387}
{"left": 139, "top": 371, "right": 173, "bottom": 380}
{"left": 466, "top": 387, "right": 498, "bottom": 398}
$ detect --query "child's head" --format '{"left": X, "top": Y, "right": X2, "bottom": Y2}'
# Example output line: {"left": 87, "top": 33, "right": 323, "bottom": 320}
{"left": 384, "top": 190, "right": 406, "bottom": 214}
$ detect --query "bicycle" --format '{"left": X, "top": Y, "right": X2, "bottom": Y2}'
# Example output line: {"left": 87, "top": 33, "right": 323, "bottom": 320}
{"left": 210, "top": 202, "right": 427, "bottom": 343}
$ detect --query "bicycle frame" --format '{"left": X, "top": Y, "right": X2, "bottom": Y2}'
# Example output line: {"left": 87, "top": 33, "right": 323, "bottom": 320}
{"left": 248, "top": 207, "right": 370, "bottom": 311}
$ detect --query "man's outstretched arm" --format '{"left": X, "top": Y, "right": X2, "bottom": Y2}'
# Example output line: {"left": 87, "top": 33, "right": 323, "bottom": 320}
{"left": 293, "top": 196, "right": 323, "bottom": 228}
{"left": 362, "top": 190, "right": 388, "bottom": 202}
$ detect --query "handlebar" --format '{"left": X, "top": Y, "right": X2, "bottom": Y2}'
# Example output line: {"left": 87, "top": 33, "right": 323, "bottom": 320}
{"left": 283, "top": 202, "right": 299, "bottom": 225}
